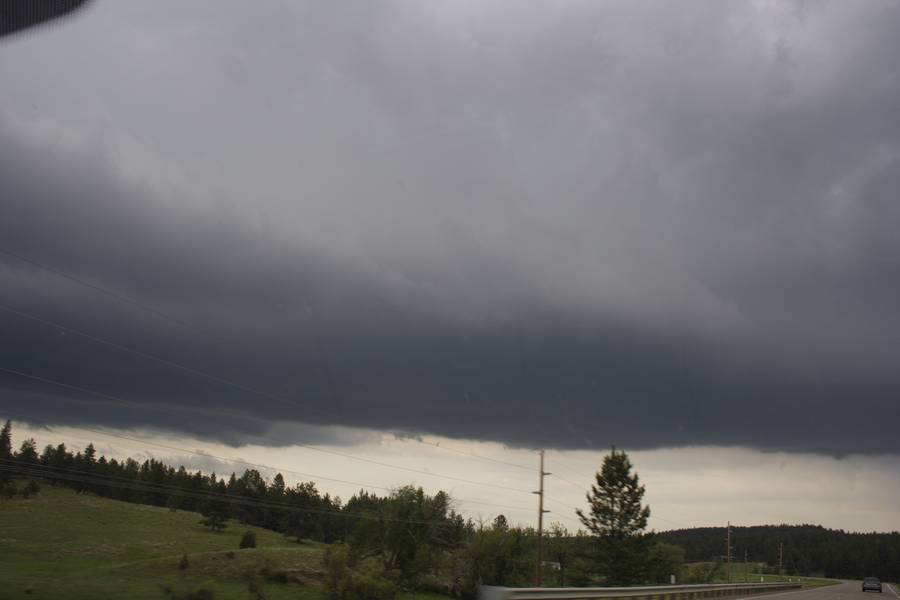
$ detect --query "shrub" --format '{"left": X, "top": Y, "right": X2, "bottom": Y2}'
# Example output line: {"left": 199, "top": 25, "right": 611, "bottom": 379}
{"left": 1, "top": 481, "right": 16, "bottom": 499}
{"left": 21, "top": 479, "right": 40, "bottom": 498}
{"left": 247, "top": 577, "right": 267, "bottom": 600}
{"left": 179, "top": 554, "right": 190, "bottom": 570}
{"left": 164, "top": 588, "right": 214, "bottom": 600}
{"left": 324, "top": 543, "right": 352, "bottom": 596}
{"left": 240, "top": 530, "right": 257, "bottom": 549}
{"left": 336, "top": 574, "right": 397, "bottom": 600}
{"left": 199, "top": 512, "right": 227, "bottom": 532}
{"left": 198, "top": 501, "right": 229, "bottom": 532}
{"left": 323, "top": 544, "right": 395, "bottom": 600}
{"left": 263, "top": 569, "right": 289, "bottom": 584}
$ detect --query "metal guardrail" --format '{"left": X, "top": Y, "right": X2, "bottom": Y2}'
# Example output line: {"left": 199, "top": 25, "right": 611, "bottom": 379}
{"left": 480, "top": 581, "right": 804, "bottom": 600}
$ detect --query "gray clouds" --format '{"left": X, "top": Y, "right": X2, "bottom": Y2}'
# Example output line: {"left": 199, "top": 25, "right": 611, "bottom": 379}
{"left": 1, "top": 0, "right": 899, "bottom": 455}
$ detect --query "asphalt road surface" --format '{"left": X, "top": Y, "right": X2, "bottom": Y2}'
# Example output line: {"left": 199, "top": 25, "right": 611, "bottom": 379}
{"left": 747, "top": 582, "right": 899, "bottom": 600}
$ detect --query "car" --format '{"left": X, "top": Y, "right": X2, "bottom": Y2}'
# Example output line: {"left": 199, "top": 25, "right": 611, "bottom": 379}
{"left": 862, "top": 577, "right": 882, "bottom": 593}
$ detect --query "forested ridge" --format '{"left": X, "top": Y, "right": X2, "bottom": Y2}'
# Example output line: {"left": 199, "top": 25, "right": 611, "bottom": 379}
{"left": 0, "top": 423, "right": 684, "bottom": 592}
{"left": 657, "top": 525, "right": 900, "bottom": 581}
{"left": 3, "top": 420, "right": 898, "bottom": 590}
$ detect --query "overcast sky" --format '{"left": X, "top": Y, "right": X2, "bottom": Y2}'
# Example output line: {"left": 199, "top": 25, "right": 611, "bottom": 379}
{"left": 1, "top": 1, "right": 899, "bottom": 531}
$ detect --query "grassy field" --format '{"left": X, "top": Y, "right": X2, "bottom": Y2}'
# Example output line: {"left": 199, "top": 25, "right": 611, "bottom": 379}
{"left": 684, "top": 562, "right": 840, "bottom": 589}
{"left": 0, "top": 483, "right": 447, "bottom": 600}
{"left": 742, "top": 573, "right": 839, "bottom": 588}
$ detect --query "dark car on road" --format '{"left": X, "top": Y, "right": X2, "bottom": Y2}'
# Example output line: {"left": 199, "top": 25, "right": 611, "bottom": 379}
{"left": 863, "top": 578, "right": 882, "bottom": 593}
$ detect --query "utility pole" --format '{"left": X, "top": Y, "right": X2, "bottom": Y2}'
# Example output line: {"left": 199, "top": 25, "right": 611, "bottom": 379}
{"left": 725, "top": 521, "right": 732, "bottom": 582}
{"left": 533, "top": 450, "right": 551, "bottom": 586}
{"left": 778, "top": 542, "right": 783, "bottom": 575}
{"left": 744, "top": 549, "right": 748, "bottom": 583}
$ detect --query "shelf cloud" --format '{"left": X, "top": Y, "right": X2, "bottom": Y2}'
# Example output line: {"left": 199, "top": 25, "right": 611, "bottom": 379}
{"left": 1, "top": 0, "right": 899, "bottom": 456}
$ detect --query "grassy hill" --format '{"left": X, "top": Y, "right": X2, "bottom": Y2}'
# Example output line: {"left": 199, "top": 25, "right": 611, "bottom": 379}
{"left": 679, "top": 562, "right": 838, "bottom": 588}
{"left": 0, "top": 483, "right": 446, "bottom": 600}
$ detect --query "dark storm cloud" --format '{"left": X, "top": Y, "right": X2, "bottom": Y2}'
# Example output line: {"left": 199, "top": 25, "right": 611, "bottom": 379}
{"left": 1, "top": 1, "right": 900, "bottom": 454}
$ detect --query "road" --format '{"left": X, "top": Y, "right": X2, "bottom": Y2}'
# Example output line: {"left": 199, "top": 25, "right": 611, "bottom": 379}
{"left": 746, "top": 581, "right": 899, "bottom": 600}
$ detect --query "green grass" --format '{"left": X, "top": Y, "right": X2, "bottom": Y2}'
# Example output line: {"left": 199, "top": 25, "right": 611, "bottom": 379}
{"left": 0, "top": 484, "right": 448, "bottom": 600}
{"left": 743, "top": 573, "right": 839, "bottom": 589}
{"left": 684, "top": 562, "right": 840, "bottom": 589}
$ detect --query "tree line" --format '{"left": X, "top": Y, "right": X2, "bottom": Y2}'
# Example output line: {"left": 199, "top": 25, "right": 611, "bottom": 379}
{"left": 657, "top": 525, "right": 900, "bottom": 582}
{"left": 4, "top": 420, "right": 897, "bottom": 589}
{"left": 0, "top": 421, "right": 688, "bottom": 595}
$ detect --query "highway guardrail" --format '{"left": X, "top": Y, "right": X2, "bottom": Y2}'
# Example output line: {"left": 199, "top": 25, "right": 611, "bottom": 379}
{"left": 479, "top": 581, "right": 803, "bottom": 600}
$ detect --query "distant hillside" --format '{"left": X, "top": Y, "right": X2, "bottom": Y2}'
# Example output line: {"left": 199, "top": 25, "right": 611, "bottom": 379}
{"left": 0, "top": 483, "right": 313, "bottom": 599}
{"left": 656, "top": 525, "right": 900, "bottom": 581}
{"left": 0, "top": 483, "right": 446, "bottom": 600}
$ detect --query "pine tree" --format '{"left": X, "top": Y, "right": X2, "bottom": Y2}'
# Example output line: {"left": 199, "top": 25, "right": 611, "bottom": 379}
{"left": 0, "top": 420, "right": 11, "bottom": 458}
{"left": 576, "top": 446, "right": 651, "bottom": 585}
{"left": 239, "top": 530, "right": 257, "bottom": 549}
{"left": 0, "top": 420, "right": 11, "bottom": 486}
{"left": 22, "top": 479, "right": 41, "bottom": 498}
{"left": 199, "top": 501, "right": 229, "bottom": 532}
{"left": 83, "top": 443, "right": 97, "bottom": 465}
{"left": 17, "top": 438, "right": 38, "bottom": 463}
{"left": 270, "top": 473, "right": 286, "bottom": 497}
{"left": 492, "top": 514, "right": 509, "bottom": 531}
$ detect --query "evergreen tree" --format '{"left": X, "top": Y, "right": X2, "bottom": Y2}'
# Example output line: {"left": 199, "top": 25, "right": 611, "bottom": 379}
{"left": 240, "top": 530, "right": 257, "bottom": 549}
{"left": 199, "top": 501, "right": 230, "bottom": 532}
{"left": 270, "top": 473, "right": 286, "bottom": 497}
{"left": 492, "top": 514, "right": 509, "bottom": 532}
{"left": 0, "top": 420, "right": 11, "bottom": 486}
{"left": 577, "top": 446, "right": 651, "bottom": 585}
{"left": 22, "top": 479, "right": 41, "bottom": 498}
{"left": 0, "top": 420, "right": 11, "bottom": 458}
{"left": 83, "top": 443, "right": 97, "bottom": 465}
{"left": 1, "top": 481, "right": 16, "bottom": 499}
{"left": 17, "top": 438, "right": 38, "bottom": 463}
{"left": 646, "top": 542, "right": 685, "bottom": 584}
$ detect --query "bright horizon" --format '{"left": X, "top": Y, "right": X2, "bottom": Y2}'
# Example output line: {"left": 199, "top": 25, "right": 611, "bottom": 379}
{"left": 6, "top": 419, "right": 899, "bottom": 534}
{"left": 2, "top": 0, "right": 900, "bottom": 557}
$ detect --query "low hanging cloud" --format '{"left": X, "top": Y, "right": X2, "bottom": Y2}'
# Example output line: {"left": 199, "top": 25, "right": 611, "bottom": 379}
{"left": 1, "top": 0, "right": 899, "bottom": 455}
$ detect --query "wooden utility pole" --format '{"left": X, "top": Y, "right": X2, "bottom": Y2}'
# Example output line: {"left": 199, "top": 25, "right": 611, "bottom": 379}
{"left": 534, "top": 450, "right": 550, "bottom": 586}
{"left": 725, "top": 521, "right": 732, "bottom": 582}
{"left": 778, "top": 542, "right": 784, "bottom": 575}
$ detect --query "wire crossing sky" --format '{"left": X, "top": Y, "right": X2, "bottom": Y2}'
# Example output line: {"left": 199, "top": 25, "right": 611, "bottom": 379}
{"left": 1, "top": 0, "right": 900, "bottom": 532}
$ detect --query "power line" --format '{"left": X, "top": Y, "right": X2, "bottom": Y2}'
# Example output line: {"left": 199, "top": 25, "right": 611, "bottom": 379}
{"left": 0, "top": 460, "right": 459, "bottom": 527}
{"left": 543, "top": 458, "right": 689, "bottom": 531}
{"left": 0, "top": 409, "right": 389, "bottom": 490}
{"left": 652, "top": 514, "right": 689, "bottom": 528}
{"left": 546, "top": 451, "right": 600, "bottom": 483}
{"left": 543, "top": 496, "right": 582, "bottom": 515}
{"left": 0, "top": 400, "right": 531, "bottom": 524}
{"left": 550, "top": 472, "right": 591, "bottom": 492}
{"left": 0, "top": 366, "right": 274, "bottom": 424}
{"left": 300, "top": 443, "right": 532, "bottom": 494}
{"left": 0, "top": 366, "right": 534, "bottom": 495}
{"left": 0, "top": 302, "right": 338, "bottom": 417}
{"left": 0, "top": 420, "right": 535, "bottom": 515}
{"left": 0, "top": 248, "right": 215, "bottom": 338}
{"left": 411, "top": 437, "right": 533, "bottom": 471}
{"left": 1, "top": 248, "right": 677, "bottom": 524}
{"left": 0, "top": 279, "right": 537, "bottom": 472}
